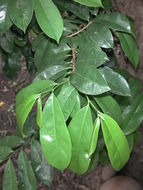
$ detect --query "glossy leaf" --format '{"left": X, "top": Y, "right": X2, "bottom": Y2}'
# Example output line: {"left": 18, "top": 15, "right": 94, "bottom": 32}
{"left": 77, "top": 33, "right": 109, "bottom": 67}
{"left": 18, "top": 150, "right": 36, "bottom": 190}
{"left": 16, "top": 94, "right": 38, "bottom": 135}
{"left": 0, "top": 146, "right": 13, "bottom": 163}
{"left": 122, "top": 94, "right": 143, "bottom": 135}
{"left": 0, "top": 0, "right": 12, "bottom": 32}
{"left": 16, "top": 80, "right": 56, "bottom": 105}
{"left": 89, "top": 117, "right": 100, "bottom": 156}
{"left": 73, "top": 0, "right": 103, "bottom": 7}
{"left": 2, "top": 160, "right": 18, "bottom": 190}
{"left": 71, "top": 93, "right": 81, "bottom": 118}
{"left": 99, "top": 67, "right": 130, "bottom": 96}
{"left": 87, "top": 22, "right": 113, "bottom": 48}
{"left": 100, "top": 113, "right": 130, "bottom": 170}
{"left": 37, "top": 97, "right": 42, "bottom": 128}
{"left": 8, "top": 0, "right": 33, "bottom": 32}
{"left": 40, "top": 93, "right": 71, "bottom": 170}
{"left": 34, "top": 0, "right": 63, "bottom": 42}
{"left": 68, "top": 105, "right": 93, "bottom": 174}
{"left": 0, "top": 135, "right": 23, "bottom": 149}
{"left": 57, "top": 83, "right": 78, "bottom": 120}
{"left": 95, "top": 12, "right": 134, "bottom": 36}
{"left": 31, "top": 140, "right": 53, "bottom": 186}
{"left": 70, "top": 64, "right": 110, "bottom": 95}
{"left": 117, "top": 32, "right": 139, "bottom": 68}
{"left": 94, "top": 94, "right": 122, "bottom": 125}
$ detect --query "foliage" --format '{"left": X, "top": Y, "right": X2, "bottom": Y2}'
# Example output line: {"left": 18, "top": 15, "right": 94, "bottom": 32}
{"left": 0, "top": 0, "right": 142, "bottom": 189}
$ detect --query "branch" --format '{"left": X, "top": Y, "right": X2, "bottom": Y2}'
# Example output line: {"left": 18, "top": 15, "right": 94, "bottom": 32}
{"left": 72, "top": 48, "right": 76, "bottom": 72}
{"left": 67, "top": 21, "right": 92, "bottom": 38}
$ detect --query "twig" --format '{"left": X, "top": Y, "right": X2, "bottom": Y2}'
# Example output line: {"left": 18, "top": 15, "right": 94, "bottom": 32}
{"left": 72, "top": 48, "right": 76, "bottom": 72}
{"left": 67, "top": 21, "right": 92, "bottom": 38}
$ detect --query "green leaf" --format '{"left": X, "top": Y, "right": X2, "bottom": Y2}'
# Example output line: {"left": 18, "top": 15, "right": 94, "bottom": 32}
{"left": 31, "top": 140, "right": 53, "bottom": 186}
{"left": 0, "top": 135, "right": 23, "bottom": 149}
{"left": 68, "top": 105, "right": 93, "bottom": 174}
{"left": 2, "top": 160, "right": 18, "bottom": 190}
{"left": 0, "top": 31, "right": 14, "bottom": 53}
{"left": 57, "top": 83, "right": 78, "bottom": 120}
{"left": 37, "top": 97, "right": 42, "bottom": 128}
{"left": 87, "top": 22, "right": 113, "bottom": 48}
{"left": 73, "top": 0, "right": 103, "bottom": 7}
{"left": 16, "top": 94, "right": 38, "bottom": 135}
{"left": 99, "top": 67, "right": 130, "bottom": 96}
{"left": 100, "top": 113, "right": 130, "bottom": 171}
{"left": 18, "top": 150, "right": 36, "bottom": 190}
{"left": 122, "top": 94, "right": 143, "bottom": 135}
{"left": 117, "top": 32, "right": 139, "bottom": 68}
{"left": 95, "top": 12, "right": 134, "bottom": 36}
{"left": 40, "top": 93, "right": 71, "bottom": 170}
{"left": 0, "top": 146, "right": 13, "bottom": 163}
{"left": 8, "top": 0, "right": 33, "bottom": 32}
{"left": 0, "top": 0, "right": 12, "bottom": 32}
{"left": 94, "top": 94, "right": 122, "bottom": 125}
{"left": 70, "top": 64, "right": 110, "bottom": 95}
{"left": 34, "top": 0, "right": 63, "bottom": 42}
{"left": 71, "top": 93, "right": 81, "bottom": 118}
{"left": 89, "top": 117, "right": 100, "bottom": 156}
{"left": 16, "top": 80, "right": 56, "bottom": 105}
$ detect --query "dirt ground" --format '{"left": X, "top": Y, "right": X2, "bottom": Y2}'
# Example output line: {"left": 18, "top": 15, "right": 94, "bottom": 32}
{"left": 0, "top": 0, "right": 143, "bottom": 189}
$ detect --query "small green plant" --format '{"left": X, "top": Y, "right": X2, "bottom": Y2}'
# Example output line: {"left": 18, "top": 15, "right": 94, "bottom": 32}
{"left": 0, "top": 0, "right": 143, "bottom": 189}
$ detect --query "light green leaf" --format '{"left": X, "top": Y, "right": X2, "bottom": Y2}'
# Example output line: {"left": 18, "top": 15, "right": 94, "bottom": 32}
{"left": 71, "top": 93, "right": 81, "bottom": 118}
{"left": 99, "top": 67, "right": 130, "bottom": 96}
{"left": 2, "top": 160, "right": 18, "bottom": 190}
{"left": 34, "top": 0, "right": 63, "bottom": 42}
{"left": 68, "top": 105, "right": 93, "bottom": 174}
{"left": 8, "top": 0, "right": 33, "bottom": 32}
{"left": 0, "top": 146, "right": 13, "bottom": 163}
{"left": 117, "top": 32, "right": 139, "bottom": 68}
{"left": 16, "top": 94, "right": 38, "bottom": 135}
{"left": 71, "top": 64, "right": 110, "bottom": 95}
{"left": 16, "top": 80, "right": 56, "bottom": 105}
{"left": 94, "top": 94, "right": 122, "bottom": 125}
{"left": 0, "top": 135, "right": 23, "bottom": 149}
{"left": 57, "top": 83, "right": 78, "bottom": 120}
{"left": 89, "top": 117, "right": 100, "bottom": 156}
{"left": 18, "top": 150, "right": 36, "bottom": 190}
{"left": 40, "top": 93, "right": 71, "bottom": 170}
{"left": 0, "top": 0, "right": 12, "bottom": 32}
{"left": 31, "top": 140, "right": 53, "bottom": 186}
{"left": 73, "top": 0, "right": 103, "bottom": 7}
{"left": 100, "top": 113, "right": 130, "bottom": 171}
{"left": 37, "top": 97, "right": 42, "bottom": 128}
{"left": 122, "top": 94, "right": 143, "bottom": 135}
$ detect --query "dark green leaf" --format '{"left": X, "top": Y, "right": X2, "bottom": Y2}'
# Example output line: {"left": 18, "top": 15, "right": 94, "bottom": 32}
{"left": 73, "top": 0, "right": 103, "bottom": 7}
{"left": 117, "top": 32, "right": 139, "bottom": 68}
{"left": 0, "top": 135, "right": 23, "bottom": 149}
{"left": 18, "top": 150, "right": 36, "bottom": 190}
{"left": 34, "top": 0, "right": 63, "bottom": 42}
{"left": 89, "top": 151, "right": 99, "bottom": 171}
{"left": 8, "top": 0, "right": 33, "bottom": 32}
{"left": 71, "top": 64, "right": 110, "bottom": 95}
{"left": 99, "top": 67, "right": 130, "bottom": 96}
{"left": 100, "top": 113, "right": 130, "bottom": 170}
{"left": 16, "top": 94, "right": 38, "bottom": 135}
{"left": 57, "top": 83, "right": 78, "bottom": 120}
{"left": 0, "top": 146, "right": 13, "bottom": 163}
{"left": 37, "top": 97, "right": 42, "bottom": 128}
{"left": 0, "top": 0, "right": 12, "bottom": 32}
{"left": 0, "top": 31, "right": 14, "bottom": 53}
{"left": 16, "top": 80, "right": 56, "bottom": 105}
{"left": 122, "top": 94, "right": 143, "bottom": 135}
{"left": 31, "top": 140, "right": 53, "bottom": 186}
{"left": 89, "top": 117, "right": 100, "bottom": 156}
{"left": 68, "top": 105, "right": 93, "bottom": 174}
{"left": 95, "top": 12, "right": 134, "bottom": 36}
{"left": 2, "top": 160, "right": 18, "bottom": 190}
{"left": 94, "top": 94, "right": 122, "bottom": 125}
{"left": 40, "top": 93, "right": 71, "bottom": 170}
